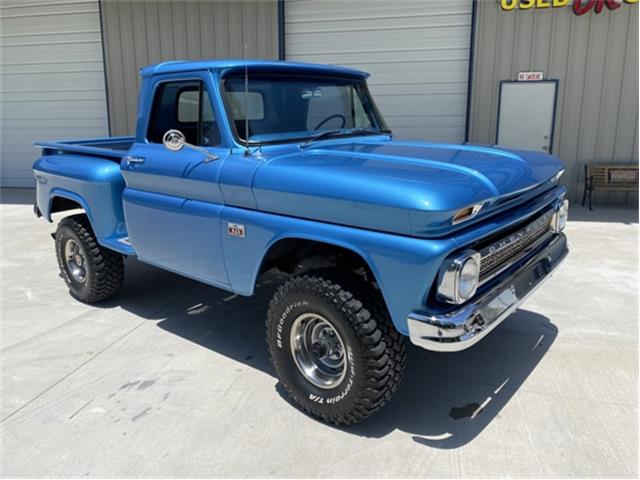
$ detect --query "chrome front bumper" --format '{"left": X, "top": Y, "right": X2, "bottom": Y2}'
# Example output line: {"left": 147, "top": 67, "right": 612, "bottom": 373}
{"left": 408, "top": 233, "right": 568, "bottom": 352}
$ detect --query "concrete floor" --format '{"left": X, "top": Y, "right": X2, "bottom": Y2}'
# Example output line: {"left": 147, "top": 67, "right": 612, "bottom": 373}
{"left": 1, "top": 188, "right": 638, "bottom": 477}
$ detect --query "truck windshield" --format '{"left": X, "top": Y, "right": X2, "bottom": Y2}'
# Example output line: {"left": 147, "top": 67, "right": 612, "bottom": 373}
{"left": 222, "top": 74, "right": 390, "bottom": 145}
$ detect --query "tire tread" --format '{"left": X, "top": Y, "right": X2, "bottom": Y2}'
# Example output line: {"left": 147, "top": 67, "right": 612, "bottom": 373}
{"left": 56, "top": 215, "right": 124, "bottom": 303}
{"left": 266, "top": 273, "right": 407, "bottom": 425}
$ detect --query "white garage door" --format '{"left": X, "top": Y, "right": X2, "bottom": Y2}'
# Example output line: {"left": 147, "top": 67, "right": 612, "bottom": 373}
{"left": 285, "top": 0, "right": 473, "bottom": 142}
{"left": 0, "top": 0, "right": 108, "bottom": 187}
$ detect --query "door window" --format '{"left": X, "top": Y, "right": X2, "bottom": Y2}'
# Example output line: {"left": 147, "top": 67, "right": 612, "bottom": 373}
{"left": 147, "top": 80, "right": 221, "bottom": 146}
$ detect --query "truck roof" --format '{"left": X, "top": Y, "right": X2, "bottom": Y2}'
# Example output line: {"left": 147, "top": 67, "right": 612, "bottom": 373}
{"left": 139, "top": 59, "right": 369, "bottom": 79}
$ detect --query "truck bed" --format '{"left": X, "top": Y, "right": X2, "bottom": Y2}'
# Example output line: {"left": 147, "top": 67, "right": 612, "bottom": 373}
{"left": 34, "top": 136, "right": 134, "bottom": 160}
{"left": 33, "top": 136, "right": 136, "bottom": 256}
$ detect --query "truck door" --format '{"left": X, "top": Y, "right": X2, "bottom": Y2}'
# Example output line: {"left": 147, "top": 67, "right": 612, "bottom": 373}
{"left": 121, "top": 75, "right": 230, "bottom": 288}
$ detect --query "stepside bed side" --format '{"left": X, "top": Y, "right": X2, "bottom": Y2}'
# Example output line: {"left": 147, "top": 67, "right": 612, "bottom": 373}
{"left": 33, "top": 151, "right": 133, "bottom": 255}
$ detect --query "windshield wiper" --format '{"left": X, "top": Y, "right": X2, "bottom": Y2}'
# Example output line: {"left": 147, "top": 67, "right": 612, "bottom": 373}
{"left": 299, "top": 128, "right": 386, "bottom": 149}
{"left": 299, "top": 129, "right": 344, "bottom": 148}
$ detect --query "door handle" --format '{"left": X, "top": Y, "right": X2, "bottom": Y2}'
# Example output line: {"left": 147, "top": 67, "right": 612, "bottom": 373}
{"left": 123, "top": 156, "right": 145, "bottom": 166}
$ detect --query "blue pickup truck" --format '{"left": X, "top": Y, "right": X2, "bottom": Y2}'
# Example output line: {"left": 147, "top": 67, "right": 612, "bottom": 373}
{"left": 33, "top": 60, "right": 568, "bottom": 425}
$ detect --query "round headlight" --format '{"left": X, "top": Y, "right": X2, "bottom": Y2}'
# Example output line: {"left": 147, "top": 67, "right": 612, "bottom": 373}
{"left": 437, "top": 250, "right": 481, "bottom": 304}
{"left": 458, "top": 256, "right": 480, "bottom": 301}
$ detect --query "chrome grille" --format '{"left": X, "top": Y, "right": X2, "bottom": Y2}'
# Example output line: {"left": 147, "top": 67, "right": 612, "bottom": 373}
{"left": 479, "top": 209, "right": 554, "bottom": 279}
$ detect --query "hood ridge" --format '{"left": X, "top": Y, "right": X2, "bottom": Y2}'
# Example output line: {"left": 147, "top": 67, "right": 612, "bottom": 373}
{"left": 307, "top": 147, "right": 501, "bottom": 197}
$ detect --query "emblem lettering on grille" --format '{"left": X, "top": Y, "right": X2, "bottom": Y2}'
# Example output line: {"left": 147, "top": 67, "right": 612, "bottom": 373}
{"left": 227, "top": 223, "right": 245, "bottom": 238}
{"left": 478, "top": 210, "right": 553, "bottom": 279}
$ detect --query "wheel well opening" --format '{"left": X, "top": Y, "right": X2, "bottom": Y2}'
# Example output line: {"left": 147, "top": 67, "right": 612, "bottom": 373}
{"left": 259, "top": 238, "right": 377, "bottom": 285}
{"left": 50, "top": 196, "right": 84, "bottom": 215}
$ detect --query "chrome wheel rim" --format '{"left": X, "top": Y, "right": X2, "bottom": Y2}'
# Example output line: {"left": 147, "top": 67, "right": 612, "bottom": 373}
{"left": 290, "top": 313, "right": 347, "bottom": 389}
{"left": 64, "top": 239, "right": 87, "bottom": 283}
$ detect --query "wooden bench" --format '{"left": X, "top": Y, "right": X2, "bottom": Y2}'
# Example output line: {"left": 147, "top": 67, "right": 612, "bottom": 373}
{"left": 582, "top": 164, "right": 639, "bottom": 210}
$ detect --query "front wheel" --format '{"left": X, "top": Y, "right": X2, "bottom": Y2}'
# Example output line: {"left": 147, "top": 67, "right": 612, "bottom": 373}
{"left": 55, "top": 215, "right": 124, "bottom": 303}
{"left": 266, "top": 273, "right": 406, "bottom": 425}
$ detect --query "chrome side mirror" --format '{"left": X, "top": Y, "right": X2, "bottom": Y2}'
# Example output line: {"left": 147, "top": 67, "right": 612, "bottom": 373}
{"left": 162, "top": 129, "right": 186, "bottom": 152}
{"left": 161, "top": 129, "right": 218, "bottom": 163}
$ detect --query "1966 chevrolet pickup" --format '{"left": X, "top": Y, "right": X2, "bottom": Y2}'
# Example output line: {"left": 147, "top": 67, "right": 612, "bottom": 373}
{"left": 33, "top": 60, "right": 568, "bottom": 425}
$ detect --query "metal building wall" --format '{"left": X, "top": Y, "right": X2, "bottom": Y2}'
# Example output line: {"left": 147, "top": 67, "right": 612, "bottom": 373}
{"left": 468, "top": 3, "right": 638, "bottom": 205}
{"left": 100, "top": 0, "right": 278, "bottom": 136}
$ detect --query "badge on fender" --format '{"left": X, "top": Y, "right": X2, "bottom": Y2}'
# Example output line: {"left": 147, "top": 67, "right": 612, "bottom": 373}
{"left": 227, "top": 223, "right": 245, "bottom": 238}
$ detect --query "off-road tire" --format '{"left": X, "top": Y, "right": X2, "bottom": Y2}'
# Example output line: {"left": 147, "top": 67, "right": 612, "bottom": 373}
{"left": 266, "top": 273, "right": 406, "bottom": 425}
{"left": 55, "top": 214, "right": 124, "bottom": 303}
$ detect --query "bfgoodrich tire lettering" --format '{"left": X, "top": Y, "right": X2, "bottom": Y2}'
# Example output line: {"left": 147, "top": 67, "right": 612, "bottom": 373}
{"left": 55, "top": 215, "right": 124, "bottom": 303}
{"left": 266, "top": 274, "right": 407, "bottom": 425}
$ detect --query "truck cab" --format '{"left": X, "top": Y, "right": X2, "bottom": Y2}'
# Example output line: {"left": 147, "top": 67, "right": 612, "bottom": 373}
{"left": 33, "top": 60, "right": 569, "bottom": 425}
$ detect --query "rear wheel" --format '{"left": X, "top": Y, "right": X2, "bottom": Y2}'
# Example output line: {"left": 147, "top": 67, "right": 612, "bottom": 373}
{"left": 266, "top": 273, "right": 406, "bottom": 425}
{"left": 55, "top": 215, "right": 124, "bottom": 303}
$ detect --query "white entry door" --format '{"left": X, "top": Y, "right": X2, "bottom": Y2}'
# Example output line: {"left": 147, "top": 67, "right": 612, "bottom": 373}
{"left": 496, "top": 81, "right": 558, "bottom": 154}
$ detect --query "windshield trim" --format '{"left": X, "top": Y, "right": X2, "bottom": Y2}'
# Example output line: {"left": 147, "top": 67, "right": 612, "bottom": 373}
{"left": 219, "top": 73, "right": 391, "bottom": 147}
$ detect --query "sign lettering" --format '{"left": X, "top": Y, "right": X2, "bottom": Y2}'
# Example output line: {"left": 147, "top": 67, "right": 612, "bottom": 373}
{"left": 500, "top": 0, "right": 638, "bottom": 14}
{"left": 518, "top": 71, "right": 544, "bottom": 81}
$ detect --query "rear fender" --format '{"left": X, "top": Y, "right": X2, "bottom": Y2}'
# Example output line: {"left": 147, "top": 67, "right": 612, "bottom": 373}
{"left": 33, "top": 154, "right": 127, "bottom": 243}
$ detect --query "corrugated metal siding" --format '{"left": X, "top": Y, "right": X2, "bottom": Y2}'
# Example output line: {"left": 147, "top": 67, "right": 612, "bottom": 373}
{"left": 469, "top": 3, "right": 639, "bottom": 205}
{"left": 0, "top": 0, "right": 109, "bottom": 187}
{"left": 100, "top": 0, "right": 278, "bottom": 136}
{"left": 284, "top": 0, "right": 473, "bottom": 142}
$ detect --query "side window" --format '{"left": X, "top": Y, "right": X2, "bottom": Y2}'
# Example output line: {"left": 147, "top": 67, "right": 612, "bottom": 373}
{"left": 200, "top": 89, "right": 220, "bottom": 147}
{"left": 177, "top": 89, "right": 199, "bottom": 123}
{"left": 147, "top": 80, "right": 221, "bottom": 146}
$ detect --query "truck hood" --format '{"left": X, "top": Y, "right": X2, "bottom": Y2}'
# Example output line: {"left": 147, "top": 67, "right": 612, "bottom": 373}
{"left": 251, "top": 139, "right": 565, "bottom": 237}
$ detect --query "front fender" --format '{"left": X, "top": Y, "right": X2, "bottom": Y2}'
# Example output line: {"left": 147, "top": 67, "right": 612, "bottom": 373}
{"left": 220, "top": 206, "right": 453, "bottom": 335}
